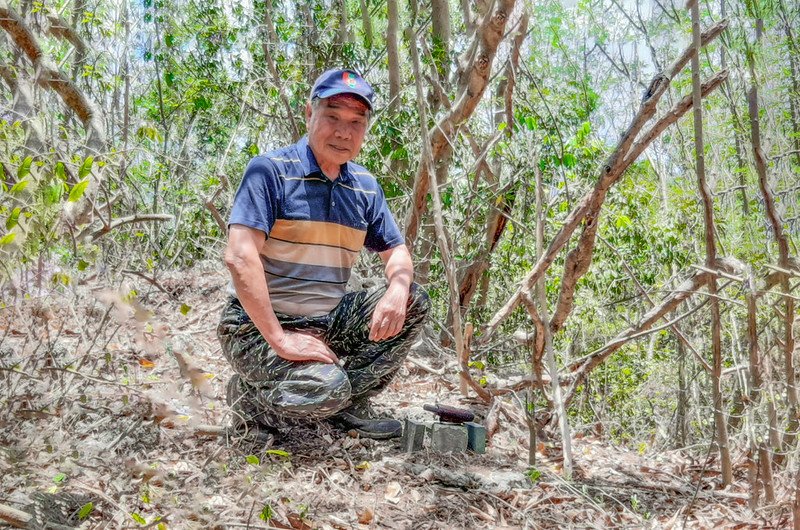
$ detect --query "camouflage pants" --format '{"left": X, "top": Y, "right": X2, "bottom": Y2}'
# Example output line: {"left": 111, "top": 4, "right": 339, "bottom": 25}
{"left": 217, "top": 283, "right": 430, "bottom": 429}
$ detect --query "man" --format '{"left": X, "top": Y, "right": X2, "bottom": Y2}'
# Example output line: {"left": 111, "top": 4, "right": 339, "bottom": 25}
{"left": 218, "top": 68, "right": 429, "bottom": 440}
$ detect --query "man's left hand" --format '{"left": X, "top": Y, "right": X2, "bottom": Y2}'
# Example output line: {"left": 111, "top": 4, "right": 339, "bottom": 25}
{"left": 369, "top": 284, "right": 409, "bottom": 341}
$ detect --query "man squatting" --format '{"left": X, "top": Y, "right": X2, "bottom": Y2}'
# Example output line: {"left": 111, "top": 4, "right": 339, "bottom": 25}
{"left": 218, "top": 69, "right": 430, "bottom": 440}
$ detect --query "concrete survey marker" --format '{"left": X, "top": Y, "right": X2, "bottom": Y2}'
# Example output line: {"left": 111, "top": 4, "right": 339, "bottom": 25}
{"left": 465, "top": 422, "right": 487, "bottom": 454}
{"left": 430, "top": 422, "right": 468, "bottom": 452}
{"left": 401, "top": 419, "right": 426, "bottom": 452}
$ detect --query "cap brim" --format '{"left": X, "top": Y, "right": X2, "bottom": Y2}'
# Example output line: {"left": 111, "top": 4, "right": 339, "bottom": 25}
{"left": 315, "top": 88, "right": 373, "bottom": 110}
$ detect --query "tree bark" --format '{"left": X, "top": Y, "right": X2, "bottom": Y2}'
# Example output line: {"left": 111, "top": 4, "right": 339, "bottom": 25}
{"left": 387, "top": 0, "right": 401, "bottom": 114}
{"left": 431, "top": 0, "right": 451, "bottom": 81}
{"left": 747, "top": 15, "right": 799, "bottom": 455}
{"left": 535, "top": 164, "right": 573, "bottom": 478}
{"left": 358, "top": 0, "right": 373, "bottom": 49}
{"left": 690, "top": 0, "right": 732, "bottom": 487}
{"left": 456, "top": 12, "right": 528, "bottom": 314}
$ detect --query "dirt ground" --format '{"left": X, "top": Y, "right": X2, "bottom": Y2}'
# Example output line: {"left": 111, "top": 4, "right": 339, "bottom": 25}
{"left": 0, "top": 265, "right": 793, "bottom": 529}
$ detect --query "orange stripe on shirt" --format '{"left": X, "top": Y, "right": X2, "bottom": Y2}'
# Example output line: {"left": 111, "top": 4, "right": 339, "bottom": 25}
{"left": 269, "top": 220, "right": 366, "bottom": 252}
{"left": 261, "top": 238, "right": 360, "bottom": 268}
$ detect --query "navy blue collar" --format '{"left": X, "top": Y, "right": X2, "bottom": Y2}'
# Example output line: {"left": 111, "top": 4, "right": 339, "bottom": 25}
{"left": 296, "top": 136, "right": 354, "bottom": 183}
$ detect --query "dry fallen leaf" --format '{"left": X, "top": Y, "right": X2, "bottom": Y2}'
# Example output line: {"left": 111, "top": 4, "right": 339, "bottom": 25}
{"left": 384, "top": 481, "right": 402, "bottom": 504}
{"left": 138, "top": 358, "right": 155, "bottom": 369}
{"left": 357, "top": 507, "right": 374, "bottom": 525}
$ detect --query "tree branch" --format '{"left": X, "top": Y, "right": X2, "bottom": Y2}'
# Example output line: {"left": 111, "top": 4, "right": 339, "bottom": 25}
{"left": 404, "top": 0, "right": 517, "bottom": 246}
{"left": 482, "top": 21, "right": 729, "bottom": 341}
{"left": 89, "top": 213, "right": 174, "bottom": 241}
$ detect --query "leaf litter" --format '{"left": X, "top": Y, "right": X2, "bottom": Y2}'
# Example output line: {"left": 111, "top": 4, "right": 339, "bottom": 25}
{"left": 0, "top": 264, "right": 792, "bottom": 529}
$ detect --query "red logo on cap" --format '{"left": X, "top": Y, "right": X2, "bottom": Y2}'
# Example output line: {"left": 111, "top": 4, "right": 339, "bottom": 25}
{"left": 343, "top": 72, "right": 358, "bottom": 88}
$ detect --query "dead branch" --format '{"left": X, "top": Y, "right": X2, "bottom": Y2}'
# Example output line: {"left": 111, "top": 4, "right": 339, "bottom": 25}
{"left": 404, "top": 0, "right": 517, "bottom": 245}
{"left": 482, "top": 21, "right": 729, "bottom": 341}
{"left": 0, "top": 502, "right": 29, "bottom": 528}
{"left": 0, "top": 1, "right": 106, "bottom": 151}
{"left": 89, "top": 213, "right": 174, "bottom": 241}
{"left": 565, "top": 270, "right": 712, "bottom": 405}
{"left": 46, "top": 13, "right": 88, "bottom": 53}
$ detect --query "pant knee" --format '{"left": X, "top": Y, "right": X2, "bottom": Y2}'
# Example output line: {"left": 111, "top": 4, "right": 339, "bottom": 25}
{"left": 273, "top": 365, "right": 352, "bottom": 417}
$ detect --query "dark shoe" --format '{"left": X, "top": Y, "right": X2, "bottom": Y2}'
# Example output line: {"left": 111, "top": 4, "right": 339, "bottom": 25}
{"left": 332, "top": 401, "right": 402, "bottom": 440}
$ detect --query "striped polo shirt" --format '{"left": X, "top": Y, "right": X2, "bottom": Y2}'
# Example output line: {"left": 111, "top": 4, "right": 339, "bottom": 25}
{"left": 228, "top": 136, "right": 404, "bottom": 317}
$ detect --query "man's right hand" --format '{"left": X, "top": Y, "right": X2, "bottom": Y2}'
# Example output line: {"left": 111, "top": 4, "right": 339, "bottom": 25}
{"left": 273, "top": 331, "right": 340, "bottom": 364}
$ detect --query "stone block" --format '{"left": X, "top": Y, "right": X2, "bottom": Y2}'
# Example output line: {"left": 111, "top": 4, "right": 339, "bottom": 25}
{"left": 465, "top": 422, "right": 486, "bottom": 453}
{"left": 401, "top": 419, "right": 426, "bottom": 452}
{"left": 430, "top": 422, "right": 468, "bottom": 453}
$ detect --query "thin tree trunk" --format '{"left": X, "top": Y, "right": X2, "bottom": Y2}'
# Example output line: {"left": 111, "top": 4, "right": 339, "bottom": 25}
{"left": 483, "top": 20, "right": 730, "bottom": 341}
{"left": 719, "top": 0, "right": 748, "bottom": 214}
{"left": 676, "top": 337, "right": 688, "bottom": 448}
{"left": 690, "top": 0, "right": 732, "bottom": 486}
{"left": 336, "top": 0, "right": 352, "bottom": 49}
{"left": 431, "top": 0, "right": 450, "bottom": 81}
{"left": 747, "top": 15, "right": 799, "bottom": 454}
{"left": 263, "top": 2, "right": 300, "bottom": 142}
{"left": 778, "top": 0, "right": 800, "bottom": 169}
{"left": 407, "top": 23, "right": 489, "bottom": 402}
{"left": 387, "top": 0, "right": 401, "bottom": 114}
{"left": 404, "top": 0, "right": 518, "bottom": 247}
{"left": 358, "top": 0, "right": 372, "bottom": 49}
{"left": 535, "top": 165, "right": 573, "bottom": 478}
{"left": 747, "top": 271, "right": 775, "bottom": 505}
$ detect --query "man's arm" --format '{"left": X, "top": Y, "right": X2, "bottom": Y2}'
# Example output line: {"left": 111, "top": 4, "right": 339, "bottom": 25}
{"left": 225, "top": 224, "right": 338, "bottom": 364}
{"left": 369, "top": 244, "right": 414, "bottom": 341}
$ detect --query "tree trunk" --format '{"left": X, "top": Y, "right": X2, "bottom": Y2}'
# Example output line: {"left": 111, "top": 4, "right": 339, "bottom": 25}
{"left": 747, "top": 15, "right": 799, "bottom": 455}
{"left": 535, "top": 165, "right": 573, "bottom": 478}
{"left": 358, "top": 0, "right": 372, "bottom": 49}
{"left": 431, "top": 0, "right": 450, "bottom": 81}
{"left": 690, "top": 0, "right": 732, "bottom": 487}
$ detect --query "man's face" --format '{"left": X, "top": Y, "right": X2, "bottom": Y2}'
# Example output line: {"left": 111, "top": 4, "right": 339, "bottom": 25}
{"left": 306, "top": 94, "right": 370, "bottom": 171}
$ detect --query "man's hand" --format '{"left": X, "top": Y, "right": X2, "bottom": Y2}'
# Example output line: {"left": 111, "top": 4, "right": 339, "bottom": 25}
{"left": 369, "top": 283, "right": 409, "bottom": 341}
{"left": 273, "top": 331, "right": 340, "bottom": 364}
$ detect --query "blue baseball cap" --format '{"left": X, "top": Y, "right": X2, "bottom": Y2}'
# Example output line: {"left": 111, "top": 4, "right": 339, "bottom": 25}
{"left": 310, "top": 68, "right": 375, "bottom": 110}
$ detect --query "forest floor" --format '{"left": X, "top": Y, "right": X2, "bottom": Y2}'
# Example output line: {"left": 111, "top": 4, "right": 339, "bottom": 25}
{"left": 0, "top": 264, "right": 794, "bottom": 529}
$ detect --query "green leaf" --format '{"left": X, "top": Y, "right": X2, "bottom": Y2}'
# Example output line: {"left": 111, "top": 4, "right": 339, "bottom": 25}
{"left": 55, "top": 162, "right": 66, "bottom": 181}
{"left": 78, "top": 502, "right": 94, "bottom": 520}
{"left": 6, "top": 207, "right": 20, "bottom": 230}
{"left": 615, "top": 215, "right": 632, "bottom": 229}
{"left": 131, "top": 512, "right": 147, "bottom": 525}
{"left": 193, "top": 96, "right": 212, "bottom": 110}
{"left": 246, "top": 454, "right": 260, "bottom": 465}
{"left": 77, "top": 259, "right": 90, "bottom": 271}
{"left": 165, "top": 34, "right": 175, "bottom": 47}
{"left": 53, "top": 472, "right": 67, "bottom": 483}
{"left": 0, "top": 233, "right": 16, "bottom": 246}
{"left": 9, "top": 179, "right": 29, "bottom": 194}
{"left": 44, "top": 183, "right": 65, "bottom": 205}
{"left": 68, "top": 179, "right": 90, "bottom": 202}
{"left": 259, "top": 504, "right": 274, "bottom": 521}
{"left": 265, "top": 449, "right": 290, "bottom": 458}
{"left": 78, "top": 156, "right": 94, "bottom": 179}
{"left": 17, "top": 156, "right": 32, "bottom": 179}
{"left": 179, "top": 303, "right": 191, "bottom": 315}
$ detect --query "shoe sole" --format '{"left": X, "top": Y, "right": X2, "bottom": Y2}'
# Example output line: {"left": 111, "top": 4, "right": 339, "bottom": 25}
{"left": 350, "top": 426, "right": 402, "bottom": 440}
